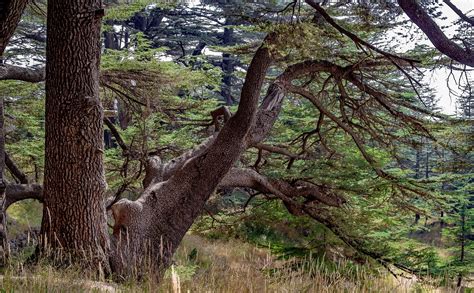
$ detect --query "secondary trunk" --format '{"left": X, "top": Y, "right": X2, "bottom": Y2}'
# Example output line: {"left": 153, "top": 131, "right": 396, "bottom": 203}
{"left": 0, "top": 98, "right": 7, "bottom": 265}
{"left": 39, "top": 0, "right": 109, "bottom": 269}
{"left": 0, "top": 0, "right": 30, "bottom": 266}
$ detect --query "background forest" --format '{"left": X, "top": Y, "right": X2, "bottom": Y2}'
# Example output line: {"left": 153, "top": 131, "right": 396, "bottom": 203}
{"left": 0, "top": 0, "right": 472, "bottom": 292}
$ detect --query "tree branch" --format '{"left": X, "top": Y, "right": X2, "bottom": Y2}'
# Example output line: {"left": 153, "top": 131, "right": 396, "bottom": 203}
{"left": 398, "top": 0, "right": 474, "bottom": 66}
{"left": 0, "top": 64, "right": 45, "bottom": 82}
{"left": 3, "top": 184, "right": 43, "bottom": 209}
{"left": 5, "top": 152, "right": 28, "bottom": 184}
{"left": 253, "top": 143, "right": 308, "bottom": 159}
{"left": 103, "top": 117, "right": 128, "bottom": 153}
{"left": 219, "top": 168, "right": 346, "bottom": 208}
{"left": 288, "top": 85, "right": 387, "bottom": 178}
{"left": 443, "top": 0, "right": 474, "bottom": 26}
{"left": 304, "top": 0, "right": 420, "bottom": 64}
{"left": 110, "top": 42, "right": 274, "bottom": 275}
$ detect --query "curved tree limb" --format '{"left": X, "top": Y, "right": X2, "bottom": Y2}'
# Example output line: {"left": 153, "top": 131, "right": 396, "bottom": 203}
{"left": 4, "top": 183, "right": 42, "bottom": 209}
{"left": 110, "top": 42, "right": 274, "bottom": 277}
{"left": 219, "top": 167, "right": 346, "bottom": 208}
{"left": 161, "top": 133, "right": 218, "bottom": 181}
{"left": 398, "top": 0, "right": 474, "bottom": 67}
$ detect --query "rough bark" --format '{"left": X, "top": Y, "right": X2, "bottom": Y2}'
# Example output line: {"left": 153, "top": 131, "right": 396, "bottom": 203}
{"left": 110, "top": 44, "right": 273, "bottom": 278}
{"left": 39, "top": 0, "right": 109, "bottom": 270}
{"left": 158, "top": 82, "right": 286, "bottom": 183}
{"left": 398, "top": 0, "right": 474, "bottom": 67}
{"left": 0, "top": 0, "right": 29, "bottom": 55}
{"left": 0, "top": 64, "right": 45, "bottom": 82}
{"left": 0, "top": 97, "right": 7, "bottom": 265}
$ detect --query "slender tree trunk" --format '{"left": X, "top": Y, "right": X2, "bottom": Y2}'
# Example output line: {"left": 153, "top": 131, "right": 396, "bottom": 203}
{"left": 220, "top": 18, "right": 235, "bottom": 105}
{"left": 457, "top": 205, "right": 466, "bottom": 287}
{"left": 0, "top": 97, "right": 7, "bottom": 266}
{"left": 39, "top": 0, "right": 109, "bottom": 270}
{"left": 414, "top": 144, "right": 421, "bottom": 224}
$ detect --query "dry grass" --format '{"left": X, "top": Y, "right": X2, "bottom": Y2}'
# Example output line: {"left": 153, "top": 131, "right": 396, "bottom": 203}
{"left": 0, "top": 234, "right": 463, "bottom": 292}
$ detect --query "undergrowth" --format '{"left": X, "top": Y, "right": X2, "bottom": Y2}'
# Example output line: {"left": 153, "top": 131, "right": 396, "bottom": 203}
{"left": 0, "top": 234, "right": 463, "bottom": 292}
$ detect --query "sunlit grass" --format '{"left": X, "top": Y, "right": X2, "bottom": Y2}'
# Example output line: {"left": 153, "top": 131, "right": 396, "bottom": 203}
{"left": 0, "top": 234, "right": 464, "bottom": 292}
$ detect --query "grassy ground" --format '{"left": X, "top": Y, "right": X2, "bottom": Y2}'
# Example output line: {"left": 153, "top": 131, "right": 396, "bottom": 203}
{"left": 0, "top": 234, "right": 463, "bottom": 292}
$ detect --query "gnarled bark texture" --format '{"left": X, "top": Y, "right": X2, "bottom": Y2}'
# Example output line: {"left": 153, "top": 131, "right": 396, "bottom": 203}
{"left": 0, "top": 0, "right": 29, "bottom": 55}
{"left": 110, "top": 45, "right": 274, "bottom": 278}
{"left": 40, "top": 0, "right": 109, "bottom": 268}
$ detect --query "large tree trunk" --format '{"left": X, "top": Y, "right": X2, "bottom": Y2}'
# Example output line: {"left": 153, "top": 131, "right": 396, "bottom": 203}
{"left": 39, "top": 0, "right": 109, "bottom": 269}
{"left": 110, "top": 44, "right": 273, "bottom": 279}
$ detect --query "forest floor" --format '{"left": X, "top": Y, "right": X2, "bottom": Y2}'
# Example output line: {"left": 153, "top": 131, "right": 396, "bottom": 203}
{"left": 1, "top": 233, "right": 465, "bottom": 292}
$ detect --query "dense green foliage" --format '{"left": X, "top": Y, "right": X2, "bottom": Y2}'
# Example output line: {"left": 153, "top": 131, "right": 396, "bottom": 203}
{"left": 0, "top": 0, "right": 472, "bottom": 290}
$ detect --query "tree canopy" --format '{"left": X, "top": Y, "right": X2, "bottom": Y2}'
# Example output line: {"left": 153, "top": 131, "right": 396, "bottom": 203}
{"left": 0, "top": 0, "right": 472, "bottom": 289}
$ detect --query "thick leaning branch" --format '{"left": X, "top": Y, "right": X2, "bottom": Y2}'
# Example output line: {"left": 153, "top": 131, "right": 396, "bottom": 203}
{"left": 3, "top": 184, "right": 42, "bottom": 209}
{"left": 0, "top": 64, "right": 45, "bottom": 82}
{"left": 157, "top": 79, "right": 287, "bottom": 181}
{"left": 110, "top": 43, "right": 274, "bottom": 277}
{"left": 398, "top": 0, "right": 474, "bottom": 67}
